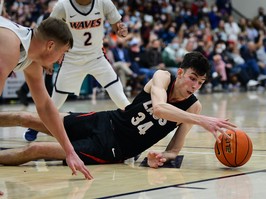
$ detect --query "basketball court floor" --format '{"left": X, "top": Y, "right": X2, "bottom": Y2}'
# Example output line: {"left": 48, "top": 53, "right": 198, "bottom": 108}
{"left": 0, "top": 91, "right": 266, "bottom": 198}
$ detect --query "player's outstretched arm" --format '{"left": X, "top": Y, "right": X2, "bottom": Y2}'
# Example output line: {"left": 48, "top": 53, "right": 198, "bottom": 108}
{"left": 24, "top": 64, "right": 93, "bottom": 180}
{"left": 148, "top": 70, "right": 237, "bottom": 143}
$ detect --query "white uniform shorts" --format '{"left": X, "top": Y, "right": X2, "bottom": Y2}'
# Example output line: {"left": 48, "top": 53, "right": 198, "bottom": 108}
{"left": 54, "top": 54, "right": 118, "bottom": 95}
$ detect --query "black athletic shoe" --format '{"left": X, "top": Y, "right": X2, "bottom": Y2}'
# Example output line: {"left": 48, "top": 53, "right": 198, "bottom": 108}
{"left": 16, "top": 90, "right": 29, "bottom": 106}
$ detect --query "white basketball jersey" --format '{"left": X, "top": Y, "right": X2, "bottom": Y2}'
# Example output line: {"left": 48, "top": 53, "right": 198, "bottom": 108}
{"left": 51, "top": 0, "right": 121, "bottom": 60}
{"left": 0, "top": 16, "right": 32, "bottom": 71}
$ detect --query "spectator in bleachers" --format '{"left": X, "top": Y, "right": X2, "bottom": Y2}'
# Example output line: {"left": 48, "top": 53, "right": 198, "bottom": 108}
{"left": 240, "top": 40, "right": 266, "bottom": 82}
{"left": 246, "top": 19, "right": 259, "bottom": 42}
{"left": 176, "top": 37, "right": 197, "bottom": 64}
{"left": 4, "top": 0, "right": 266, "bottom": 95}
{"left": 214, "top": 19, "right": 228, "bottom": 42}
{"left": 127, "top": 38, "right": 149, "bottom": 87}
{"left": 255, "top": 30, "right": 266, "bottom": 87}
{"left": 238, "top": 17, "right": 248, "bottom": 34}
{"left": 140, "top": 19, "right": 153, "bottom": 47}
{"left": 256, "top": 33, "right": 266, "bottom": 67}
{"left": 209, "top": 41, "right": 231, "bottom": 91}
{"left": 160, "top": 25, "right": 177, "bottom": 45}
{"left": 224, "top": 40, "right": 252, "bottom": 91}
{"left": 208, "top": 4, "right": 222, "bottom": 30}
{"left": 256, "top": 6, "right": 266, "bottom": 27}
{"left": 111, "top": 38, "right": 141, "bottom": 93}
{"left": 212, "top": 54, "right": 229, "bottom": 90}
{"left": 162, "top": 37, "right": 180, "bottom": 75}
{"left": 139, "top": 39, "right": 165, "bottom": 81}
{"left": 191, "top": 0, "right": 208, "bottom": 21}
{"left": 215, "top": 0, "right": 232, "bottom": 16}
{"left": 224, "top": 15, "right": 240, "bottom": 41}
{"left": 200, "top": 27, "right": 214, "bottom": 57}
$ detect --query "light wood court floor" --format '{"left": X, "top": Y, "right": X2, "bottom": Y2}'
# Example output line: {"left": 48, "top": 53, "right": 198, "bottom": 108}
{"left": 0, "top": 91, "right": 266, "bottom": 199}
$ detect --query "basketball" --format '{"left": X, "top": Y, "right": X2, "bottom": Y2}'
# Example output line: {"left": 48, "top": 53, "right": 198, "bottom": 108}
{"left": 214, "top": 129, "right": 253, "bottom": 167}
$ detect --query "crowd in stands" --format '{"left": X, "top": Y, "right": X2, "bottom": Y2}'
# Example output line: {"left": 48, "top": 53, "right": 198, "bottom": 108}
{"left": 4, "top": 0, "right": 266, "bottom": 96}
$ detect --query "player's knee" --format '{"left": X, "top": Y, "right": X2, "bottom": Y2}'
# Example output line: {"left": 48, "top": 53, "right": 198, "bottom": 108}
{"left": 25, "top": 143, "right": 44, "bottom": 158}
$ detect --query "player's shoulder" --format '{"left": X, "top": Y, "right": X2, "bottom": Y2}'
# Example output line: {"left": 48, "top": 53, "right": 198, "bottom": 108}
{"left": 153, "top": 70, "right": 172, "bottom": 83}
{"left": 0, "top": 27, "right": 21, "bottom": 48}
{"left": 0, "top": 33, "right": 20, "bottom": 70}
{"left": 101, "top": 0, "right": 116, "bottom": 7}
{"left": 55, "top": 0, "right": 69, "bottom": 9}
{"left": 154, "top": 70, "right": 171, "bottom": 77}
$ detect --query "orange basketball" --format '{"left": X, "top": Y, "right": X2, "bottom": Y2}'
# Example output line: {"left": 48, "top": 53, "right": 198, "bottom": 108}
{"left": 214, "top": 129, "right": 253, "bottom": 167}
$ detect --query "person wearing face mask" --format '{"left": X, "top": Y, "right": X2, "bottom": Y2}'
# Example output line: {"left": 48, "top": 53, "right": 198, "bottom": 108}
{"left": 208, "top": 41, "right": 231, "bottom": 91}
{"left": 111, "top": 38, "right": 145, "bottom": 96}
{"left": 208, "top": 4, "right": 221, "bottom": 29}
{"left": 161, "top": 26, "right": 177, "bottom": 45}
{"left": 212, "top": 54, "right": 228, "bottom": 90}
{"left": 139, "top": 39, "right": 166, "bottom": 81}
{"left": 162, "top": 37, "right": 180, "bottom": 75}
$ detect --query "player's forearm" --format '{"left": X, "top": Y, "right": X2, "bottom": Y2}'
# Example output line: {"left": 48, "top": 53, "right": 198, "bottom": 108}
{"left": 162, "top": 150, "right": 180, "bottom": 162}
{"left": 36, "top": 102, "right": 74, "bottom": 154}
{"left": 153, "top": 102, "right": 202, "bottom": 126}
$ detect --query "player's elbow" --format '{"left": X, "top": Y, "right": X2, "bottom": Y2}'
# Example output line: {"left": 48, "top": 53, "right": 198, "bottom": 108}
{"left": 153, "top": 103, "right": 166, "bottom": 118}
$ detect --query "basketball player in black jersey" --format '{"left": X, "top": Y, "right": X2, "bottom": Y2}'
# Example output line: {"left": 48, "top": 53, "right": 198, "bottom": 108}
{"left": 0, "top": 52, "right": 236, "bottom": 175}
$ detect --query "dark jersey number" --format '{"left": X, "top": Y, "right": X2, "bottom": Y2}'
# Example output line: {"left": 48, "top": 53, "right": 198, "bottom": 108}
{"left": 84, "top": 32, "right": 92, "bottom": 46}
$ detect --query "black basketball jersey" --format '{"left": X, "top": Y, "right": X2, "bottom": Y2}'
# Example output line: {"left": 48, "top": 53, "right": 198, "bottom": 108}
{"left": 107, "top": 75, "right": 198, "bottom": 159}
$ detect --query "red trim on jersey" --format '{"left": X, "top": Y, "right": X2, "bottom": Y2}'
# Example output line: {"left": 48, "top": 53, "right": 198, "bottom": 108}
{"left": 80, "top": 152, "right": 109, "bottom": 163}
{"left": 167, "top": 79, "right": 176, "bottom": 102}
{"left": 76, "top": 112, "right": 96, "bottom": 117}
{"left": 102, "top": 46, "right": 111, "bottom": 64}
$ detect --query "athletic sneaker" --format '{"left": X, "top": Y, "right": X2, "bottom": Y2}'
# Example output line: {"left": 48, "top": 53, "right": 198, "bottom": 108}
{"left": 24, "top": 128, "right": 38, "bottom": 141}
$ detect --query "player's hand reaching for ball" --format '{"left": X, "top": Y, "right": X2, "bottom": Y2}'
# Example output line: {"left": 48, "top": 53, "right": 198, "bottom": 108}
{"left": 199, "top": 115, "right": 237, "bottom": 143}
{"left": 66, "top": 151, "right": 93, "bottom": 180}
{"left": 147, "top": 151, "right": 167, "bottom": 168}
{"left": 116, "top": 22, "right": 128, "bottom": 38}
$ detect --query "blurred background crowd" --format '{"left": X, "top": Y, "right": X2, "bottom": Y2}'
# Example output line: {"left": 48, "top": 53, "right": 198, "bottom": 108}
{"left": 2, "top": 0, "right": 266, "bottom": 97}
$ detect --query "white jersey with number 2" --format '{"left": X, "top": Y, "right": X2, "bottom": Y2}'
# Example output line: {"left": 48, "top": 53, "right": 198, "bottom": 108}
{"left": 51, "top": 0, "right": 121, "bottom": 60}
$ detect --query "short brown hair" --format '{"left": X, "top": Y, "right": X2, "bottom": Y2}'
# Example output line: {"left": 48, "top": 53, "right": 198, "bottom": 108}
{"left": 37, "top": 17, "right": 73, "bottom": 48}
{"left": 180, "top": 51, "right": 210, "bottom": 78}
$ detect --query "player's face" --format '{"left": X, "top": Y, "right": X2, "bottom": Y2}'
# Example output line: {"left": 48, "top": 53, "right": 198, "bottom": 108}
{"left": 39, "top": 43, "right": 69, "bottom": 73}
{"left": 178, "top": 68, "right": 206, "bottom": 98}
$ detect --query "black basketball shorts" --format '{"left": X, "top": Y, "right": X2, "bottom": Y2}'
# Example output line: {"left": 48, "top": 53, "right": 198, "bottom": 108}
{"left": 63, "top": 111, "right": 123, "bottom": 165}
